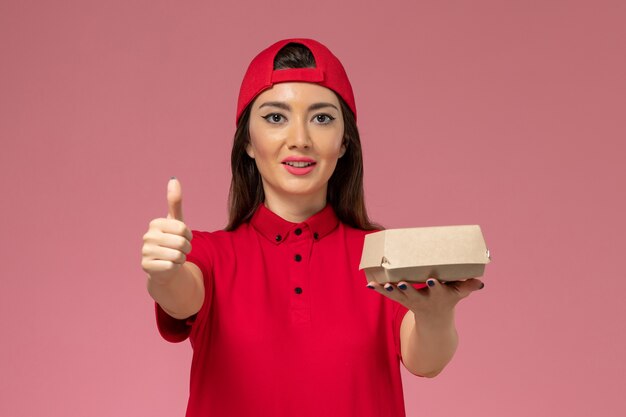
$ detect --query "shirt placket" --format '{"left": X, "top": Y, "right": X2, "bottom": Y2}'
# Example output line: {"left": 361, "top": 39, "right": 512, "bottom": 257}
{"left": 287, "top": 224, "right": 313, "bottom": 326}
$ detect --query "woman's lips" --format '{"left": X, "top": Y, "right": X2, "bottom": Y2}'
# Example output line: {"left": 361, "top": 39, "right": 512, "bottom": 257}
{"left": 282, "top": 162, "right": 316, "bottom": 175}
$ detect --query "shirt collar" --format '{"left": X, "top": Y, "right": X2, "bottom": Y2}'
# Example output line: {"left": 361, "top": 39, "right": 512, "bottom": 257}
{"left": 250, "top": 202, "right": 339, "bottom": 245}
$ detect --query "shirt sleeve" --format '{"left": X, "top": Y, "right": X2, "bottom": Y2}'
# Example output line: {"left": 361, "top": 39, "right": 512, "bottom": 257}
{"left": 154, "top": 229, "right": 214, "bottom": 343}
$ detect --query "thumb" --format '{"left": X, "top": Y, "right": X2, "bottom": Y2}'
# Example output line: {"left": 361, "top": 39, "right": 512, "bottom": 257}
{"left": 166, "top": 176, "right": 184, "bottom": 222}
{"left": 454, "top": 278, "right": 485, "bottom": 296}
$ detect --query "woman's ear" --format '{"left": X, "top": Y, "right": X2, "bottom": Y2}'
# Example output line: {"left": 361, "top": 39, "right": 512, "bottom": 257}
{"left": 339, "top": 142, "right": 347, "bottom": 158}
{"left": 246, "top": 142, "right": 255, "bottom": 159}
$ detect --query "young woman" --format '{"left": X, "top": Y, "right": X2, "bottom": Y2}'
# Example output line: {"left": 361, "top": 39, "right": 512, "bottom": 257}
{"left": 141, "top": 38, "right": 484, "bottom": 417}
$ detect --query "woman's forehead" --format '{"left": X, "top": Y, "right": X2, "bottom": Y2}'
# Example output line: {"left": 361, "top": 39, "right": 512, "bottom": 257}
{"left": 252, "top": 82, "right": 340, "bottom": 109}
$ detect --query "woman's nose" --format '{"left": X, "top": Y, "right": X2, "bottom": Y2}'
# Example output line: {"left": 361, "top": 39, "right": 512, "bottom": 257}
{"left": 286, "top": 117, "right": 312, "bottom": 149}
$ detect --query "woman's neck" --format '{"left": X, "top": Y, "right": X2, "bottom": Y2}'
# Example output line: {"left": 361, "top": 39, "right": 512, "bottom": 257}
{"left": 263, "top": 192, "right": 327, "bottom": 223}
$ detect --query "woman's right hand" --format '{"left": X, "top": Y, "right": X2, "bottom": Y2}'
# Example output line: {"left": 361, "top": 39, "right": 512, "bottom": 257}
{"left": 141, "top": 177, "right": 193, "bottom": 285}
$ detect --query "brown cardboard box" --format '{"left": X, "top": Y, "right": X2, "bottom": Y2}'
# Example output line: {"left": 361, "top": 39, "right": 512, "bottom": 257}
{"left": 359, "top": 225, "right": 491, "bottom": 283}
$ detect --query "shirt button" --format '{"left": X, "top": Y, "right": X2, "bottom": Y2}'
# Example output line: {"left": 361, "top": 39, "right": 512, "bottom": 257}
{"left": 313, "top": 232, "right": 319, "bottom": 240}
{"left": 294, "top": 287, "right": 303, "bottom": 294}
{"left": 294, "top": 228, "right": 302, "bottom": 235}
{"left": 275, "top": 234, "right": 282, "bottom": 242}
{"left": 294, "top": 254, "right": 302, "bottom": 262}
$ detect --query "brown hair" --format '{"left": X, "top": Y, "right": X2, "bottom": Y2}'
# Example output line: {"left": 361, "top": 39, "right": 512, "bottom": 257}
{"left": 225, "top": 42, "right": 384, "bottom": 231}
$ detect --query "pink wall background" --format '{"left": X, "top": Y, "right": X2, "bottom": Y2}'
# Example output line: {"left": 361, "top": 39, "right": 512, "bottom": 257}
{"left": 1, "top": 0, "right": 624, "bottom": 416}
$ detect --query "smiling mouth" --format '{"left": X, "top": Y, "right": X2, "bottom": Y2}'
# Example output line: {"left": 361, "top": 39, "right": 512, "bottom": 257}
{"left": 282, "top": 162, "right": 316, "bottom": 168}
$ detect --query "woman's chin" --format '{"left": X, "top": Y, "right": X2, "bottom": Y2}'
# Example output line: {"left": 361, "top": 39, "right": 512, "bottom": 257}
{"left": 272, "top": 184, "right": 325, "bottom": 199}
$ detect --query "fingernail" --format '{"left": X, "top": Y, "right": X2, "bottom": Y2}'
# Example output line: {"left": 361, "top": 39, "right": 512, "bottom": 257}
{"left": 427, "top": 279, "right": 436, "bottom": 287}
{"left": 479, "top": 283, "right": 485, "bottom": 289}
{"left": 385, "top": 285, "right": 394, "bottom": 292}
{"left": 398, "top": 283, "right": 407, "bottom": 290}
{"left": 170, "top": 176, "right": 177, "bottom": 180}
{"left": 366, "top": 284, "right": 375, "bottom": 289}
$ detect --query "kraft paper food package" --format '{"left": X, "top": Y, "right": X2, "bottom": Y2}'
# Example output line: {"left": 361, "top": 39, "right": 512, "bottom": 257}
{"left": 359, "top": 225, "right": 491, "bottom": 284}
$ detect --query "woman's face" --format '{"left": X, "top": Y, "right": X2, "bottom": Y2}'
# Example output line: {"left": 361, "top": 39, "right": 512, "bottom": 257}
{"left": 246, "top": 82, "right": 346, "bottom": 205}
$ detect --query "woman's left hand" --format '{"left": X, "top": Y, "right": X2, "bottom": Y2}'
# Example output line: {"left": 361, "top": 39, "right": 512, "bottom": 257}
{"left": 366, "top": 278, "right": 484, "bottom": 317}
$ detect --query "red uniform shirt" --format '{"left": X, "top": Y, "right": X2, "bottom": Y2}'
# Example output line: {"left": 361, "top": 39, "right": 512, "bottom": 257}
{"left": 155, "top": 202, "right": 420, "bottom": 417}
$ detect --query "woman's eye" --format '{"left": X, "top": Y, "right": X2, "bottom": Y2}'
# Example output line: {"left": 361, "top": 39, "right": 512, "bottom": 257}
{"left": 314, "top": 114, "right": 335, "bottom": 124}
{"left": 262, "top": 113, "right": 335, "bottom": 124}
{"left": 262, "top": 113, "right": 285, "bottom": 124}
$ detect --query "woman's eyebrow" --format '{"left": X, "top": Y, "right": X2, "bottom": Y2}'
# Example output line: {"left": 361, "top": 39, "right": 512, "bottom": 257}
{"left": 258, "top": 101, "right": 339, "bottom": 112}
